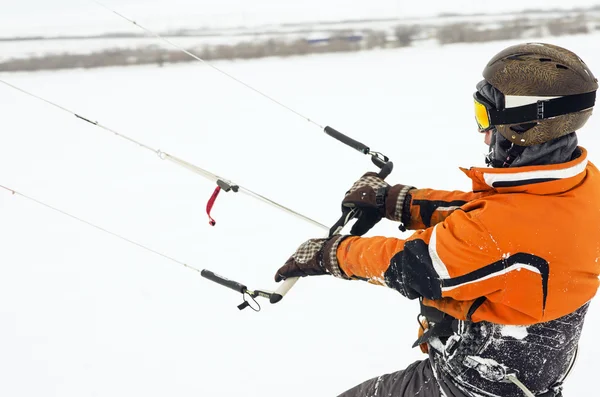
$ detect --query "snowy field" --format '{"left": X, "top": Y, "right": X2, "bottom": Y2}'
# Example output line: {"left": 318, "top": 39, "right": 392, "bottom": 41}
{"left": 1, "top": 32, "right": 600, "bottom": 396}
{"left": 0, "top": 37, "right": 247, "bottom": 62}
{"left": 2, "top": 8, "right": 599, "bottom": 62}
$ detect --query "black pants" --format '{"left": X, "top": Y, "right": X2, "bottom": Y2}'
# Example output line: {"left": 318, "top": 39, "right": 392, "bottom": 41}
{"left": 337, "top": 358, "right": 563, "bottom": 397}
{"left": 337, "top": 359, "right": 444, "bottom": 397}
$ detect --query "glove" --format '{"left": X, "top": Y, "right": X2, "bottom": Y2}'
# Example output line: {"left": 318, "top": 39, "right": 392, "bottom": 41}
{"left": 342, "top": 172, "right": 390, "bottom": 235}
{"left": 342, "top": 172, "right": 414, "bottom": 235}
{"left": 274, "top": 235, "right": 348, "bottom": 282}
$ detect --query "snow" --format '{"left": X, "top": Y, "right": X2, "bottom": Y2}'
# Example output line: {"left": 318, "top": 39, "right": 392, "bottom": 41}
{"left": 500, "top": 325, "right": 529, "bottom": 340}
{"left": 1, "top": 33, "right": 600, "bottom": 397}
{"left": 0, "top": 36, "right": 263, "bottom": 62}
{"left": 2, "top": 0, "right": 600, "bottom": 37}
{"left": 464, "top": 356, "right": 509, "bottom": 382}
{"left": 3, "top": 7, "right": 600, "bottom": 63}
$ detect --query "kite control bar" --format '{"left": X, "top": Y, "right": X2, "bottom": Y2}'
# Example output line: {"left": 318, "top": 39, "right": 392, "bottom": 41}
{"left": 201, "top": 126, "right": 393, "bottom": 310}
{"left": 200, "top": 269, "right": 287, "bottom": 311}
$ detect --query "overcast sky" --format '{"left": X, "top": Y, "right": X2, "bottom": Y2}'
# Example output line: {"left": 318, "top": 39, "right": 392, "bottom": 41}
{"left": 2, "top": 0, "right": 600, "bottom": 36}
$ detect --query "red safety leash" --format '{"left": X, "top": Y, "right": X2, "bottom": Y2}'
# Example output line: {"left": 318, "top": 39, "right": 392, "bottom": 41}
{"left": 206, "top": 186, "right": 222, "bottom": 226}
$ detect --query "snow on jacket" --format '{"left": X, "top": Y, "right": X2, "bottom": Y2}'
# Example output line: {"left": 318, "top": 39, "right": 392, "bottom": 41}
{"left": 335, "top": 147, "right": 600, "bottom": 396}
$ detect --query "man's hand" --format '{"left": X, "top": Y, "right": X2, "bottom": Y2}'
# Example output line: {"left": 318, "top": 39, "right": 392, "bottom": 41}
{"left": 274, "top": 235, "right": 348, "bottom": 282}
{"left": 342, "top": 172, "right": 414, "bottom": 235}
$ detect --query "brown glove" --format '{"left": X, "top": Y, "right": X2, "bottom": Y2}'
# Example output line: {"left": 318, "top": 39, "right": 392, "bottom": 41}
{"left": 274, "top": 235, "right": 349, "bottom": 282}
{"left": 342, "top": 172, "right": 414, "bottom": 234}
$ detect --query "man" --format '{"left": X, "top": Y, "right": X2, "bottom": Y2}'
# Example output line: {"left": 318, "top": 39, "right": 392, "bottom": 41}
{"left": 274, "top": 43, "right": 600, "bottom": 397}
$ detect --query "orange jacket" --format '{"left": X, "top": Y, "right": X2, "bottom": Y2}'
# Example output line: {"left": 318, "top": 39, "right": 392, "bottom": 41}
{"left": 337, "top": 147, "right": 600, "bottom": 325}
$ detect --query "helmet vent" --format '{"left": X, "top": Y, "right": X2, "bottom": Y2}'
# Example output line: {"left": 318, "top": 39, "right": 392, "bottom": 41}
{"left": 539, "top": 58, "right": 552, "bottom": 62}
{"left": 556, "top": 64, "right": 569, "bottom": 70}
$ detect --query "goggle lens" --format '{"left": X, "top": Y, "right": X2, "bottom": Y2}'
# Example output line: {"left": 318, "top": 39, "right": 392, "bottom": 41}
{"left": 474, "top": 98, "right": 491, "bottom": 131}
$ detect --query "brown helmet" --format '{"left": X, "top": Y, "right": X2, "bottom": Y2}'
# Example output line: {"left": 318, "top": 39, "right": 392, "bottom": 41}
{"left": 481, "top": 43, "right": 598, "bottom": 146}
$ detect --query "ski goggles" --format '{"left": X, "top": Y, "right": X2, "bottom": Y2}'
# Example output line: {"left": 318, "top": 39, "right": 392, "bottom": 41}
{"left": 473, "top": 90, "right": 597, "bottom": 132}
{"left": 473, "top": 93, "right": 495, "bottom": 132}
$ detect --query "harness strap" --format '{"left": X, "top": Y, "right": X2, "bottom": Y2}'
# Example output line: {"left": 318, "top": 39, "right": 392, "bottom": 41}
{"left": 412, "top": 301, "right": 458, "bottom": 348}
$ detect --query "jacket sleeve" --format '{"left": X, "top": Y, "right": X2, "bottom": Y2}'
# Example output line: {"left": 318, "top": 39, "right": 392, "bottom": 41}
{"left": 338, "top": 202, "right": 507, "bottom": 303}
{"left": 401, "top": 188, "right": 491, "bottom": 230}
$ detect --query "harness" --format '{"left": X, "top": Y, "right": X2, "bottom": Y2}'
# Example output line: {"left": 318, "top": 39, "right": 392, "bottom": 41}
{"left": 414, "top": 299, "right": 566, "bottom": 397}
{"left": 413, "top": 297, "right": 487, "bottom": 351}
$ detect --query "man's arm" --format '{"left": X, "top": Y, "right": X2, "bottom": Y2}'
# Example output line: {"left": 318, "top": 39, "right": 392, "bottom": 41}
{"left": 400, "top": 188, "right": 491, "bottom": 230}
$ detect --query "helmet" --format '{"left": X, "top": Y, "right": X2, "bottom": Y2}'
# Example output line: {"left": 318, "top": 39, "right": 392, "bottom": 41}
{"left": 479, "top": 43, "right": 598, "bottom": 146}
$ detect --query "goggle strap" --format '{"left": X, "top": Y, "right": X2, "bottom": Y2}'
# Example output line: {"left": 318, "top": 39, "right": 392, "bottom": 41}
{"left": 488, "top": 91, "right": 596, "bottom": 125}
